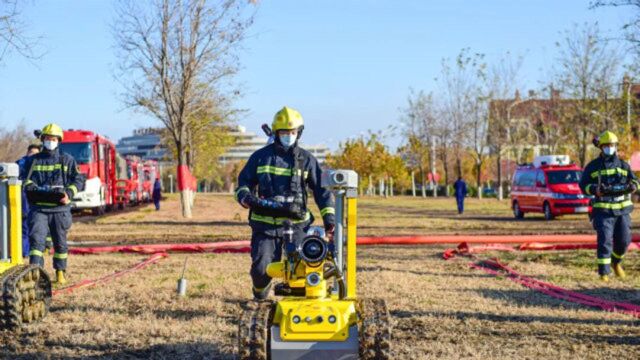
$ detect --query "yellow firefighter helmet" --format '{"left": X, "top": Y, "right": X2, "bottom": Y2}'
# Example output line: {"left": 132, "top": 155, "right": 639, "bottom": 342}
{"left": 598, "top": 130, "right": 618, "bottom": 146}
{"left": 41, "top": 123, "right": 64, "bottom": 141}
{"left": 272, "top": 106, "right": 304, "bottom": 132}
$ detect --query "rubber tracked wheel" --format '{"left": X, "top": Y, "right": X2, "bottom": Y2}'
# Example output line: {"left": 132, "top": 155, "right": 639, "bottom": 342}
{"left": 2, "top": 265, "right": 52, "bottom": 330}
{"left": 238, "top": 300, "right": 274, "bottom": 360}
{"left": 358, "top": 298, "right": 392, "bottom": 360}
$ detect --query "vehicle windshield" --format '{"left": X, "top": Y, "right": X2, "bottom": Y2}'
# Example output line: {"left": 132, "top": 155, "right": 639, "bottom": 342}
{"left": 547, "top": 170, "right": 582, "bottom": 184}
{"left": 59, "top": 143, "right": 92, "bottom": 164}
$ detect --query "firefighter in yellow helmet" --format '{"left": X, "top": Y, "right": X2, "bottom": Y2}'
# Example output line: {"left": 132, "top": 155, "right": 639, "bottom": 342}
{"left": 234, "top": 107, "right": 335, "bottom": 300}
{"left": 21, "top": 123, "right": 84, "bottom": 284}
{"left": 580, "top": 130, "right": 640, "bottom": 281}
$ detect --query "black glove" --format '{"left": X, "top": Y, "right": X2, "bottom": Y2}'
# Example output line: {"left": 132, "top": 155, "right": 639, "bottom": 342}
{"left": 325, "top": 223, "right": 335, "bottom": 241}
{"left": 24, "top": 183, "right": 37, "bottom": 192}
{"left": 239, "top": 192, "right": 256, "bottom": 209}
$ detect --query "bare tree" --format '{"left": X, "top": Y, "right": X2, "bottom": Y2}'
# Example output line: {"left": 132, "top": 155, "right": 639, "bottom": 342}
{"left": 113, "top": 0, "right": 253, "bottom": 217}
{"left": 0, "top": 0, "right": 42, "bottom": 64}
{"left": 400, "top": 89, "right": 438, "bottom": 197}
{"left": 554, "top": 22, "right": 624, "bottom": 166}
{"left": 439, "top": 48, "right": 488, "bottom": 197}
{"left": 486, "top": 53, "right": 523, "bottom": 200}
{"left": 0, "top": 121, "right": 32, "bottom": 162}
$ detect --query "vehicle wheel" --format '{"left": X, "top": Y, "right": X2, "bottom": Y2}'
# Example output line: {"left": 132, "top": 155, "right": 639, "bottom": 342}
{"left": 513, "top": 202, "right": 524, "bottom": 219}
{"left": 543, "top": 202, "right": 554, "bottom": 221}
{"left": 91, "top": 206, "right": 103, "bottom": 216}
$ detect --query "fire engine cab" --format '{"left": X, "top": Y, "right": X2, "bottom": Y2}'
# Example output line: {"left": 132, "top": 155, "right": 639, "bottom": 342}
{"left": 511, "top": 155, "right": 592, "bottom": 220}
{"left": 60, "top": 130, "right": 117, "bottom": 215}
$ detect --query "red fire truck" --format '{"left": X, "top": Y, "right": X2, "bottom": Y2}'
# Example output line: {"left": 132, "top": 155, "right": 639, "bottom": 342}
{"left": 60, "top": 130, "right": 117, "bottom": 215}
{"left": 115, "top": 157, "right": 160, "bottom": 208}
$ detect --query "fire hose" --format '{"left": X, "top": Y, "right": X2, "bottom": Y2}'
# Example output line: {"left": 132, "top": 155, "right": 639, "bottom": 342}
{"left": 443, "top": 242, "right": 640, "bottom": 318}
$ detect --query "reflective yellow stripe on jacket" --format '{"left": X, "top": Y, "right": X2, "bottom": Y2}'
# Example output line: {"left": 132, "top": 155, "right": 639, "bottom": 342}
{"left": 592, "top": 200, "right": 633, "bottom": 210}
{"left": 590, "top": 168, "right": 628, "bottom": 178}
{"left": 32, "top": 164, "right": 69, "bottom": 172}
{"left": 256, "top": 166, "right": 308, "bottom": 178}
{"left": 320, "top": 207, "right": 335, "bottom": 216}
{"left": 250, "top": 211, "right": 311, "bottom": 225}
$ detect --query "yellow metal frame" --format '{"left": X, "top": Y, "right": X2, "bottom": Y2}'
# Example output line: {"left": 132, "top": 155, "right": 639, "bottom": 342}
{"left": 0, "top": 180, "right": 23, "bottom": 274}
{"left": 268, "top": 194, "right": 359, "bottom": 342}
{"left": 346, "top": 197, "right": 357, "bottom": 299}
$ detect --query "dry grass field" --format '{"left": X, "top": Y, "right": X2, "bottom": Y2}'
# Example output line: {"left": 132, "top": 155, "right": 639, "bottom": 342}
{"left": 3, "top": 194, "right": 640, "bottom": 359}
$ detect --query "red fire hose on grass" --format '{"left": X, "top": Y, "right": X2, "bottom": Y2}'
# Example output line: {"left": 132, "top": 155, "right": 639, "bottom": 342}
{"left": 443, "top": 241, "right": 640, "bottom": 318}
{"left": 57, "top": 234, "right": 640, "bottom": 315}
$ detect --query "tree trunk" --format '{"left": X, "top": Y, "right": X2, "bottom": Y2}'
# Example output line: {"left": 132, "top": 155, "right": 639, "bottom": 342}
{"left": 177, "top": 144, "right": 193, "bottom": 219}
{"left": 441, "top": 146, "right": 450, "bottom": 197}
{"left": 476, "top": 161, "right": 482, "bottom": 199}
{"left": 419, "top": 166, "right": 426, "bottom": 198}
{"left": 497, "top": 147, "right": 503, "bottom": 200}
{"left": 411, "top": 171, "right": 416, "bottom": 197}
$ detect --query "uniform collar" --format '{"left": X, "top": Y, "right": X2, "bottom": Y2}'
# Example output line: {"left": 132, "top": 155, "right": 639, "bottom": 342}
{"left": 42, "top": 148, "right": 60, "bottom": 157}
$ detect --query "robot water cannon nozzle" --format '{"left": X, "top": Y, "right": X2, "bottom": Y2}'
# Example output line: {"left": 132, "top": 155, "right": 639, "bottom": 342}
{"left": 321, "top": 170, "right": 358, "bottom": 190}
{"left": 0, "top": 163, "right": 19, "bottom": 178}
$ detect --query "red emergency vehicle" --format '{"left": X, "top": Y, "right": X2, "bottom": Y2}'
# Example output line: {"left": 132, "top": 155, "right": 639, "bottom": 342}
{"left": 511, "top": 155, "right": 592, "bottom": 220}
{"left": 115, "top": 157, "right": 159, "bottom": 207}
{"left": 60, "top": 130, "right": 117, "bottom": 215}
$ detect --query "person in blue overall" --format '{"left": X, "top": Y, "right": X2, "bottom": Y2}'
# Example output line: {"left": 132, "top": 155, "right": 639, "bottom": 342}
{"left": 235, "top": 107, "right": 336, "bottom": 300}
{"left": 152, "top": 178, "right": 162, "bottom": 211}
{"left": 17, "top": 144, "right": 41, "bottom": 258}
{"left": 579, "top": 130, "right": 640, "bottom": 281}
{"left": 453, "top": 177, "right": 468, "bottom": 214}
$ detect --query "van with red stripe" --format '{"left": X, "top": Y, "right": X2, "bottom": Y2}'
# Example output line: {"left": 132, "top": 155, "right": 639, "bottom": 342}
{"left": 511, "top": 155, "right": 592, "bottom": 220}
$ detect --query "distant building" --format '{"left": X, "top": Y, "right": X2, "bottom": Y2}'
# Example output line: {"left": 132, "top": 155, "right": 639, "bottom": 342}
{"left": 116, "top": 128, "right": 168, "bottom": 161}
{"left": 219, "top": 125, "right": 330, "bottom": 165}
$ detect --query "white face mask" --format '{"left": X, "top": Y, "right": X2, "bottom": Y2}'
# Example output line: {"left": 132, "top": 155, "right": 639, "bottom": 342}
{"left": 279, "top": 134, "right": 296, "bottom": 149}
{"left": 43, "top": 140, "right": 58, "bottom": 151}
{"left": 602, "top": 146, "right": 616, "bottom": 156}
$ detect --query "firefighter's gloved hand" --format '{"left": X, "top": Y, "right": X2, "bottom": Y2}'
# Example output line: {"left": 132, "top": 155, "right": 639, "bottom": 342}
{"left": 65, "top": 189, "right": 74, "bottom": 201}
{"left": 630, "top": 183, "right": 638, "bottom": 194}
{"left": 24, "top": 183, "right": 37, "bottom": 192}
{"left": 325, "top": 223, "right": 335, "bottom": 242}
{"left": 239, "top": 193, "right": 257, "bottom": 209}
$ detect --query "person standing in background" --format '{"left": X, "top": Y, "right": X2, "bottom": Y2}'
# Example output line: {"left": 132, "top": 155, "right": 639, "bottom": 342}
{"left": 453, "top": 176, "right": 468, "bottom": 215}
{"left": 152, "top": 178, "right": 162, "bottom": 211}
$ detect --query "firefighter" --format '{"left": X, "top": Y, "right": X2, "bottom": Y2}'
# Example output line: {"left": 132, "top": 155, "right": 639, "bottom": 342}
{"left": 235, "top": 107, "right": 336, "bottom": 300}
{"left": 21, "top": 123, "right": 84, "bottom": 284}
{"left": 453, "top": 176, "right": 467, "bottom": 215}
{"left": 17, "top": 144, "right": 41, "bottom": 257}
{"left": 579, "top": 130, "right": 640, "bottom": 281}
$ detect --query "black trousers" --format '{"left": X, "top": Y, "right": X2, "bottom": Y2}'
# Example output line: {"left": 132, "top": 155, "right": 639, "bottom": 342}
{"left": 593, "top": 212, "right": 631, "bottom": 275}
{"left": 29, "top": 210, "right": 72, "bottom": 270}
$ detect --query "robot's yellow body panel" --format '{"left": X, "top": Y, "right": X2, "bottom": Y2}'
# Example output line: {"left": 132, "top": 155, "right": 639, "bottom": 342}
{"left": 0, "top": 163, "right": 51, "bottom": 330}
{"left": 0, "top": 178, "right": 23, "bottom": 274}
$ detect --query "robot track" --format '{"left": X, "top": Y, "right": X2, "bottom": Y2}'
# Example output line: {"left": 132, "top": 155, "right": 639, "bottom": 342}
{"left": 238, "top": 300, "right": 274, "bottom": 360}
{"left": 1, "top": 265, "right": 52, "bottom": 330}
{"left": 358, "top": 298, "right": 392, "bottom": 360}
